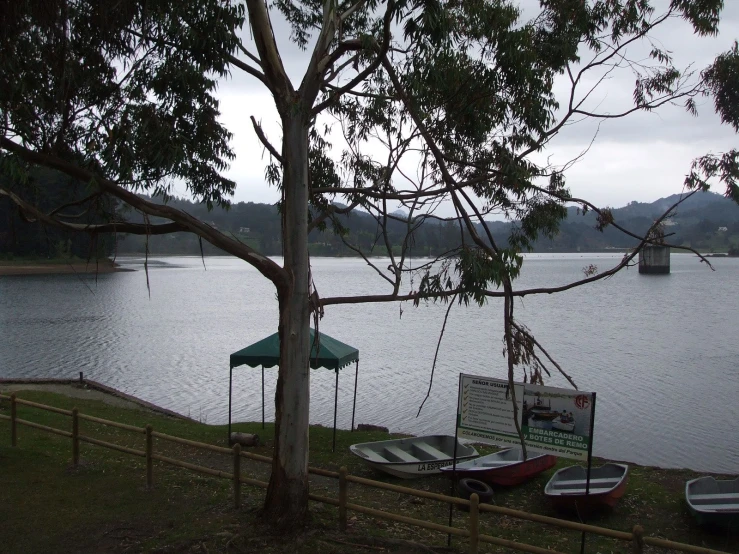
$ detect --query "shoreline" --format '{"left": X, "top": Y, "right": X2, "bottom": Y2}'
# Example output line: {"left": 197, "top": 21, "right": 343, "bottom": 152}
{"left": 0, "top": 259, "right": 134, "bottom": 276}
{"left": 0, "top": 378, "right": 733, "bottom": 478}
{"left": 0, "top": 378, "right": 193, "bottom": 421}
{"left": 2, "top": 386, "right": 736, "bottom": 553}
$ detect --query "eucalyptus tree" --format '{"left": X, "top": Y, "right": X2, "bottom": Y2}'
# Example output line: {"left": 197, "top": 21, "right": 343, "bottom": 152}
{"left": 2, "top": 0, "right": 738, "bottom": 526}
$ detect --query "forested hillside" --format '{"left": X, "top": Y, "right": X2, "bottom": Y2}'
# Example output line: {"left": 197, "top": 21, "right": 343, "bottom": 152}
{"left": 118, "top": 192, "right": 739, "bottom": 256}
{"left": 0, "top": 167, "right": 115, "bottom": 260}
{"left": 3, "top": 172, "right": 738, "bottom": 259}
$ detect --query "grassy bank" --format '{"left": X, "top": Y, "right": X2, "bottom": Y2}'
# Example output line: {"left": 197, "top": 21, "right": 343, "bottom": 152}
{"left": 0, "top": 388, "right": 736, "bottom": 553}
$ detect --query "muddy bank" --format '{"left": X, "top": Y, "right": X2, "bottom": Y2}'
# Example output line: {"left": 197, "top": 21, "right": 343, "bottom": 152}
{"left": 0, "top": 260, "right": 133, "bottom": 276}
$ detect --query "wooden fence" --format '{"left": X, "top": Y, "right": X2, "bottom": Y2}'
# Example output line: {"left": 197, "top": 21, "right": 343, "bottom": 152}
{"left": 0, "top": 392, "right": 729, "bottom": 554}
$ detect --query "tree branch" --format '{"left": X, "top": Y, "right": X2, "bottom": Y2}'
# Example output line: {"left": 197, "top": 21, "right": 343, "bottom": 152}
{"left": 416, "top": 294, "right": 457, "bottom": 418}
{"left": 250, "top": 116, "right": 283, "bottom": 163}
{"left": 311, "top": 0, "right": 395, "bottom": 116}
{"left": 47, "top": 192, "right": 102, "bottom": 218}
{"left": 340, "top": 0, "right": 369, "bottom": 22}
{"left": 307, "top": 200, "right": 360, "bottom": 233}
{"left": 226, "top": 53, "right": 270, "bottom": 89}
{"left": 0, "top": 137, "right": 288, "bottom": 287}
{"left": 245, "top": 0, "right": 293, "bottom": 102}
{"left": 511, "top": 321, "right": 577, "bottom": 389}
{"left": 0, "top": 187, "right": 185, "bottom": 235}
{"left": 300, "top": 0, "right": 342, "bottom": 104}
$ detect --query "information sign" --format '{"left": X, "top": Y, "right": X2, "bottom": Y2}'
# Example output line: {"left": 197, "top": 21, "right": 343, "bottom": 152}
{"left": 456, "top": 374, "right": 594, "bottom": 461}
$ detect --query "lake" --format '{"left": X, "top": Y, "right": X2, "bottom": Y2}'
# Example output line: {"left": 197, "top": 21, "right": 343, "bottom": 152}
{"left": 1, "top": 253, "right": 737, "bottom": 474}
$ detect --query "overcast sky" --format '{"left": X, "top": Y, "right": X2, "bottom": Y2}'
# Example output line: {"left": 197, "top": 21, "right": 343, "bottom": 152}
{"left": 189, "top": 0, "right": 739, "bottom": 214}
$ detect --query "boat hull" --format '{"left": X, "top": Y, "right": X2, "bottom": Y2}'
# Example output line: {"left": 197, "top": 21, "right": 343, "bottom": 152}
{"left": 441, "top": 449, "right": 557, "bottom": 486}
{"left": 359, "top": 458, "right": 459, "bottom": 479}
{"left": 545, "top": 463, "right": 629, "bottom": 512}
{"left": 688, "top": 506, "right": 739, "bottom": 528}
{"left": 685, "top": 476, "right": 739, "bottom": 528}
{"left": 547, "top": 482, "right": 627, "bottom": 511}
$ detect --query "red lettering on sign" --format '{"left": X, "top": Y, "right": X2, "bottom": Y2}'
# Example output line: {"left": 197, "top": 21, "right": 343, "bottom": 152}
{"left": 575, "top": 395, "right": 590, "bottom": 410}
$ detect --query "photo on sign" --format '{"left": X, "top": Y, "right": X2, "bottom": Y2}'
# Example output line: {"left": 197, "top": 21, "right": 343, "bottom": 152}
{"left": 523, "top": 385, "right": 592, "bottom": 438}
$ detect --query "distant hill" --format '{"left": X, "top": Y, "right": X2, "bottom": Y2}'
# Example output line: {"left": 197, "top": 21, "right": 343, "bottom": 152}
{"left": 7, "top": 168, "right": 735, "bottom": 260}
{"left": 113, "top": 191, "right": 739, "bottom": 257}
{"left": 547, "top": 192, "right": 739, "bottom": 253}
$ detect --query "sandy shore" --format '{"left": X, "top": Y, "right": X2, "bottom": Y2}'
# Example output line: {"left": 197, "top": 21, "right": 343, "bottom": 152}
{"left": 0, "top": 260, "right": 133, "bottom": 276}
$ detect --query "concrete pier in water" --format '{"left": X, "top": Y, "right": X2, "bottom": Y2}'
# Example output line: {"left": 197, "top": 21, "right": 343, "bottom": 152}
{"left": 639, "top": 246, "right": 670, "bottom": 274}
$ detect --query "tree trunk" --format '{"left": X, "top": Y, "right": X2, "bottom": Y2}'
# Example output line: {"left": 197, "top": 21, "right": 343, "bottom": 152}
{"left": 263, "top": 109, "right": 311, "bottom": 526}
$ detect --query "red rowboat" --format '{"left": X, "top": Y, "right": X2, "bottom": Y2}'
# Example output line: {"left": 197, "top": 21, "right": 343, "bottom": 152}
{"left": 440, "top": 447, "right": 557, "bottom": 486}
{"left": 544, "top": 463, "right": 629, "bottom": 511}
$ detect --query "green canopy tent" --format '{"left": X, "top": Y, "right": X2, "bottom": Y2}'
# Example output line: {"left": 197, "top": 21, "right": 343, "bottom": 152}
{"left": 229, "top": 329, "right": 359, "bottom": 451}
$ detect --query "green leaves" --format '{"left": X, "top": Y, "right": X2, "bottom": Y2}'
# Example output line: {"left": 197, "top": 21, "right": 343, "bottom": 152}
{"left": 670, "top": 0, "right": 722, "bottom": 37}
{"left": 413, "top": 246, "right": 522, "bottom": 307}
{"left": 685, "top": 150, "right": 739, "bottom": 203}
{"left": 1, "top": 0, "right": 244, "bottom": 208}
{"left": 456, "top": 247, "right": 522, "bottom": 306}
{"left": 704, "top": 42, "right": 739, "bottom": 133}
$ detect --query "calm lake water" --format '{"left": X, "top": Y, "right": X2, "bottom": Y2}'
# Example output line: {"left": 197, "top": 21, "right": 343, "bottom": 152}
{"left": 1, "top": 254, "right": 737, "bottom": 474}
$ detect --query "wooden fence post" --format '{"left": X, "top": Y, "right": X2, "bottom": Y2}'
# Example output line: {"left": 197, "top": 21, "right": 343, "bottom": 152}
{"left": 72, "top": 408, "right": 79, "bottom": 466}
{"left": 339, "top": 466, "right": 348, "bottom": 532}
{"left": 233, "top": 444, "right": 241, "bottom": 509}
{"left": 469, "top": 493, "right": 479, "bottom": 554}
{"left": 632, "top": 525, "right": 644, "bottom": 554}
{"left": 146, "top": 425, "right": 153, "bottom": 490}
{"left": 10, "top": 393, "right": 16, "bottom": 447}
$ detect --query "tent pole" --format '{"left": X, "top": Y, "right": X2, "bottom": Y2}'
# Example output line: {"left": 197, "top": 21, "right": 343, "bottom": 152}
{"left": 351, "top": 360, "right": 359, "bottom": 432}
{"left": 332, "top": 368, "right": 339, "bottom": 452}
{"left": 261, "top": 366, "right": 265, "bottom": 430}
{"left": 228, "top": 366, "right": 233, "bottom": 444}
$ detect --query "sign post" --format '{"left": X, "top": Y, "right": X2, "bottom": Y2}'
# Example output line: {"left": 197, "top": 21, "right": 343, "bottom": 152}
{"left": 580, "top": 392, "right": 597, "bottom": 554}
{"left": 447, "top": 374, "right": 462, "bottom": 546}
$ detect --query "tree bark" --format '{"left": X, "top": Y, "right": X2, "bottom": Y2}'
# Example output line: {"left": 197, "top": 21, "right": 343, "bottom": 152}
{"left": 264, "top": 108, "right": 311, "bottom": 526}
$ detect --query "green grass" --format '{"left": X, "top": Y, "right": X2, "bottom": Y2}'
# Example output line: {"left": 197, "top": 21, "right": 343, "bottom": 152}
{"left": 0, "top": 389, "right": 737, "bottom": 553}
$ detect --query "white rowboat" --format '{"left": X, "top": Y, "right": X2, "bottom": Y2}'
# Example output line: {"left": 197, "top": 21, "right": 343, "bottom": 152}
{"left": 551, "top": 416, "right": 575, "bottom": 432}
{"left": 685, "top": 476, "right": 739, "bottom": 527}
{"left": 349, "top": 435, "right": 478, "bottom": 479}
{"left": 544, "top": 463, "right": 629, "bottom": 511}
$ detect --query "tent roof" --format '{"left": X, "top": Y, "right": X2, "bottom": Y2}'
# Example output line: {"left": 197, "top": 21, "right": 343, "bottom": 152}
{"left": 230, "top": 329, "right": 358, "bottom": 371}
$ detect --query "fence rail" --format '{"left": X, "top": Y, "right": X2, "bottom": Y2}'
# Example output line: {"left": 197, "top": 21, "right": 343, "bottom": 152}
{"left": 0, "top": 392, "right": 729, "bottom": 554}
{"left": 79, "top": 412, "right": 146, "bottom": 434}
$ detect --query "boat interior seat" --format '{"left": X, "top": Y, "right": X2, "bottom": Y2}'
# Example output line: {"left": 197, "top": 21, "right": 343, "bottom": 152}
{"left": 697, "top": 503, "right": 739, "bottom": 512}
{"left": 358, "top": 449, "right": 389, "bottom": 464}
{"left": 557, "top": 487, "right": 614, "bottom": 495}
{"left": 690, "top": 493, "right": 739, "bottom": 503}
{"left": 383, "top": 445, "right": 418, "bottom": 463}
{"left": 554, "top": 477, "right": 621, "bottom": 487}
{"left": 412, "top": 442, "right": 448, "bottom": 461}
